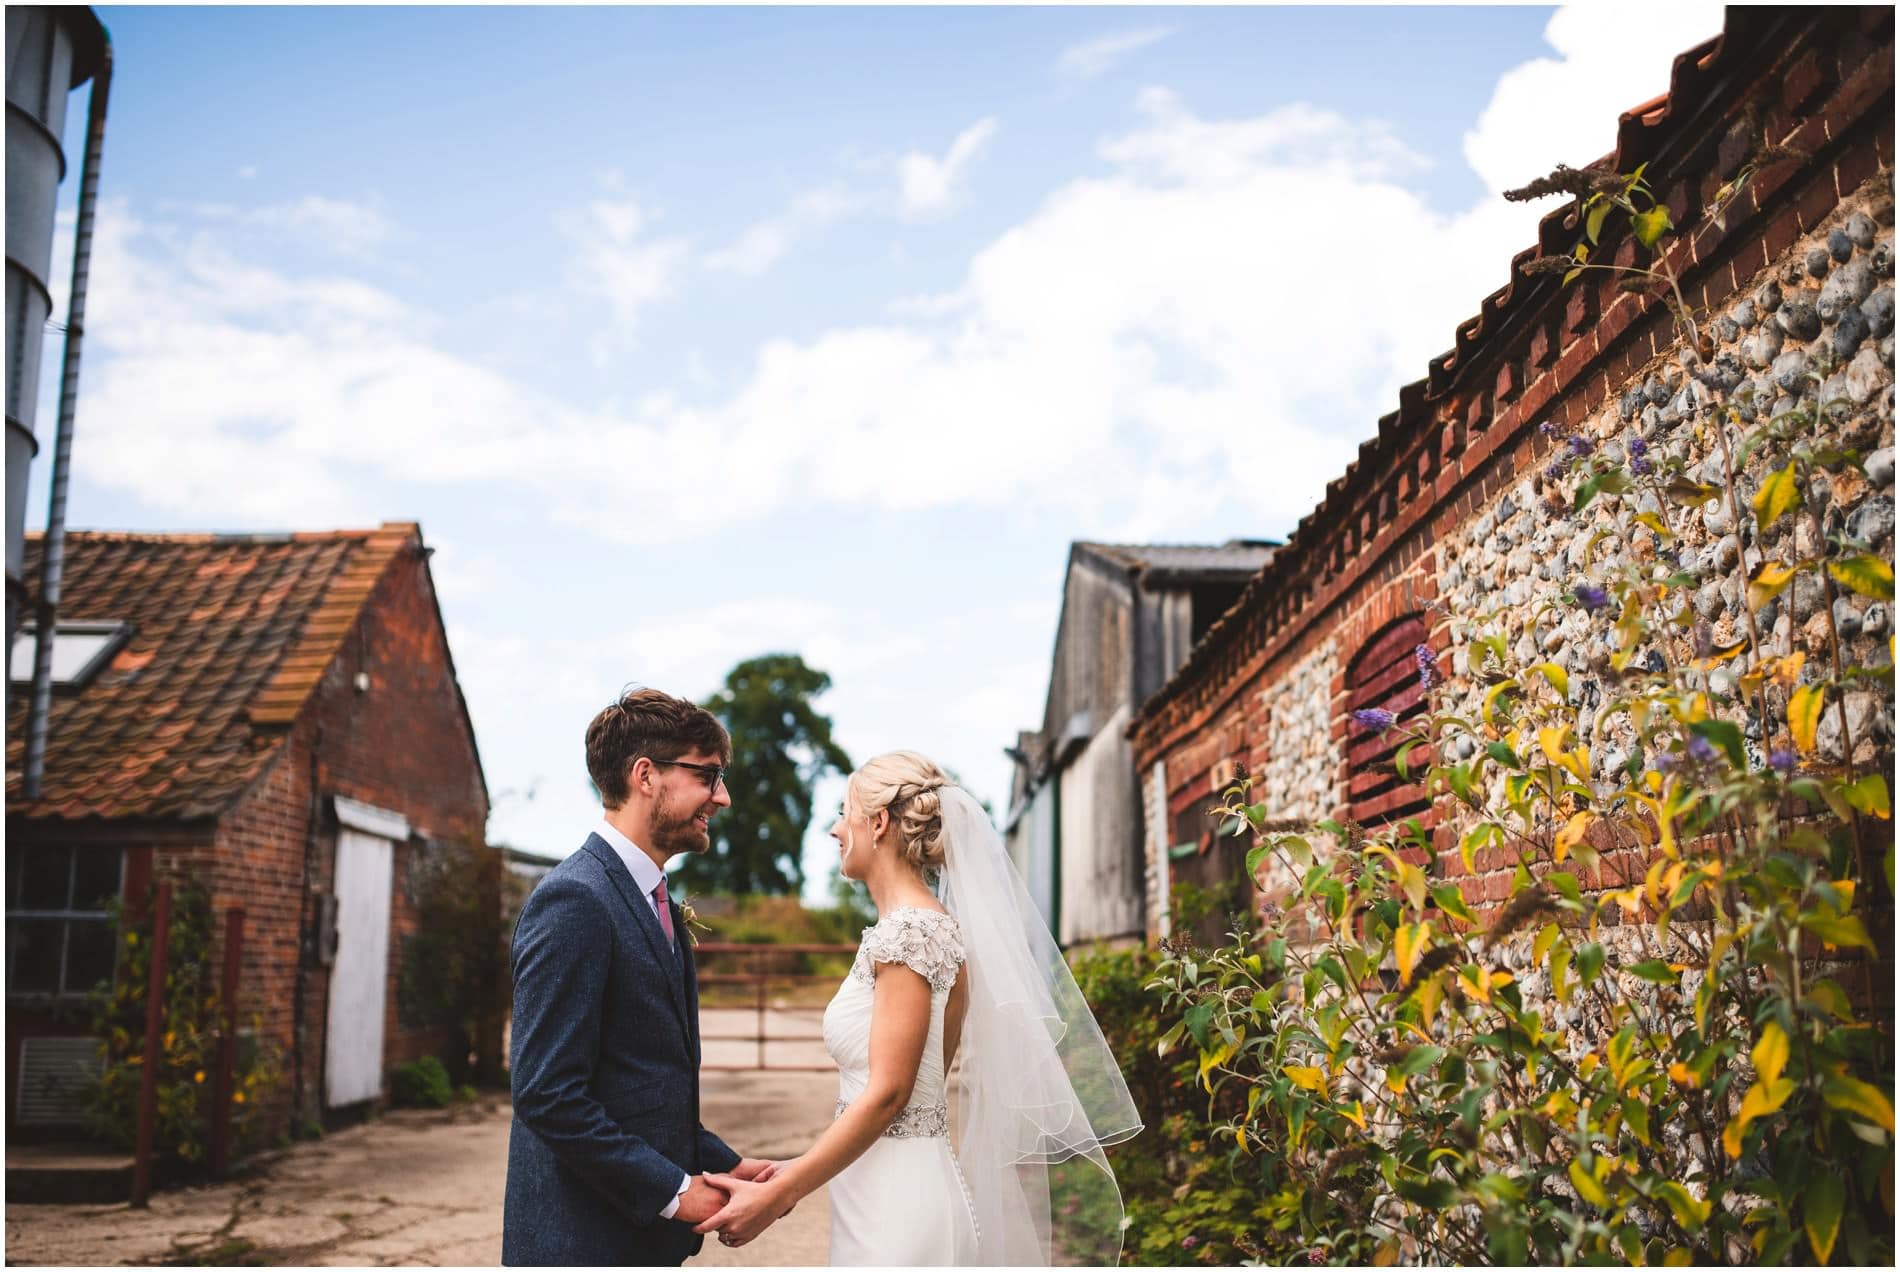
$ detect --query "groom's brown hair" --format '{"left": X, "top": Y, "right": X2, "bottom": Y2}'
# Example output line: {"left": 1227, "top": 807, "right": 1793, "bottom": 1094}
{"left": 586, "top": 686, "right": 731, "bottom": 809}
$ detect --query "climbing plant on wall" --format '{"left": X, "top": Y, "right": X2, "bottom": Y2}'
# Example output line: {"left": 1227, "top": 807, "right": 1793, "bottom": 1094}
{"left": 1144, "top": 158, "right": 1893, "bottom": 1265}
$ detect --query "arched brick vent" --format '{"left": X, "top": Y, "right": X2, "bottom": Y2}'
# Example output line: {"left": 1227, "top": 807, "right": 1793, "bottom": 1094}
{"left": 1346, "top": 613, "right": 1433, "bottom": 830}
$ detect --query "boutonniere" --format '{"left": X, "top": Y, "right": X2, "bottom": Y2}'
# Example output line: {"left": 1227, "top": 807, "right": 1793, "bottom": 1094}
{"left": 676, "top": 894, "right": 711, "bottom": 947}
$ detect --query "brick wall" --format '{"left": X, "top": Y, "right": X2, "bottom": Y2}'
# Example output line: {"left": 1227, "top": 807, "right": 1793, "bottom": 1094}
{"left": 211, "top": 541, "right": 490, "bottom": 1132}
{"left": 1132, "top": 10, "right": 1893, "bottom": 932}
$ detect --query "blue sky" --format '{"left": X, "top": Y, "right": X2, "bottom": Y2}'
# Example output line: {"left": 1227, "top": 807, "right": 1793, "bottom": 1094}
{"left": 27, "top": 4, "right": 1723, "bottom": 901}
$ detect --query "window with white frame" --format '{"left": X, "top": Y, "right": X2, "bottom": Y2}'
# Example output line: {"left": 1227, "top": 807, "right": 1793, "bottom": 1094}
{"left": 6, "top": 845, "right": 123, "bottom": 997}
{"left": 8, "top": 621, "right": 130, "bottom": 689}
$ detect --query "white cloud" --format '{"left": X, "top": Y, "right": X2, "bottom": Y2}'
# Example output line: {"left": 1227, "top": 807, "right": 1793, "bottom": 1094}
{"left": 1103, "top": 88, "right": 1428, "bottom": 185}
{"left": 898, "top": 118, "right": 999, "bottom": 218}
{"left": 1466, "top": 4, "right": 1725, "bottom": 196}
{"left": 248, "top": 195, "right": 395, "bottom": 258}
{"left": 160, "top": 194, "right": 396, "bottom": 259}
{"left": 1055, "top": 26, "right": 1173, "bottom": 81}
{"left": 559, "top": 195, "right": 692, "bottom": 339}
{"left": 69, "top": 3, "right": 1726, "bottom": 554}
{"left": 705, "top": 186, "right": 865, "bottom": 276}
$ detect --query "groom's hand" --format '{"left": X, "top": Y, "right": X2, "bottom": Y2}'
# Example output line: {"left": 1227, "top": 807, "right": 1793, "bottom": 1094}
{"left": 729, "top": 1157, "right": 777, "bottom": 1182}
{"left": 672, "top": 1175, "right": 730, "bottom": 1225}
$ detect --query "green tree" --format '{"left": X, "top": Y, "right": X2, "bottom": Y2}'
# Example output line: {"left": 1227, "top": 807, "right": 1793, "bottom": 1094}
{"left": 677, "top": 653, "right": 852, "bottom": 896}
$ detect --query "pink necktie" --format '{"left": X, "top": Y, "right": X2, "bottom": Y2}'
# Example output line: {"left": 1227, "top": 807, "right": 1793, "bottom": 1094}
{"left": 652, "top": 879, "right": 676, "bottom": 947}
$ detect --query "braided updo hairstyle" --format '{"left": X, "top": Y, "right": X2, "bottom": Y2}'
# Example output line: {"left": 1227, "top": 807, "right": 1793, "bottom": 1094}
{"left": 848, "top": 750, "right": 950, "bottom": 871}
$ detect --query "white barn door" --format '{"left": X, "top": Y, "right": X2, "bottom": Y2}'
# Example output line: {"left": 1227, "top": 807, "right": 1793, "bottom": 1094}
{"left": 326, "top": 799, "right": 405, "bottom": 1107}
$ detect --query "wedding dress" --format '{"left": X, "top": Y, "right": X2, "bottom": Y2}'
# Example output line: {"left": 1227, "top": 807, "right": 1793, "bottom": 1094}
{"left": 822, "top": 906, "right": 979, "bottom": 1266}
{"left": 821, "top": 786, "right": 1142, "bottom": 1266}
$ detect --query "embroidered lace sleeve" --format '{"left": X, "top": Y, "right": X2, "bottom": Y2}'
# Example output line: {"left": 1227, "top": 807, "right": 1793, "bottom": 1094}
{"left": 852, "top": 908, "right": 966, "bottom": 992}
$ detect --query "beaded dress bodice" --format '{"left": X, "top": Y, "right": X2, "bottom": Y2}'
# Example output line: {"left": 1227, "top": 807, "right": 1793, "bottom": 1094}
{"left": 822, "top": 907, "right": 965, "bottom": 1137}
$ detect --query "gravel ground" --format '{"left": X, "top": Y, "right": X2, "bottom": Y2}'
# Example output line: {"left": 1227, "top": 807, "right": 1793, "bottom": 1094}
{"left": 5, "top": 1065, "right": 839, "bottom": 1267}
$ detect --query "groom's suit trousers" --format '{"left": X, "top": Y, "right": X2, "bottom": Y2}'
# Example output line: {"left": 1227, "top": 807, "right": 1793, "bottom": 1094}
{"left": 502, "top": 834, "right": 739, "bottom": 1266}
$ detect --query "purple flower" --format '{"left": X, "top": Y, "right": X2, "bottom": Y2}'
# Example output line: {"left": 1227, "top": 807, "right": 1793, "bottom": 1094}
{"left": 1652, "top": 752, "right": 1681, "bottom": 772}
{"left": 1182, "top": 1236, "right": 1200, "bottom": 1250}
{"left": 1768, "top": 748, "right": 1797, "bottom": 775}
{"left": 1631, "top": 456, "right": 1653, "bottom": 476}
{"left": 1567, "top": 434, "right": 1594, "bottom": 458}
{"left": 1627, "top": 435, "right": 1648, "bottom": 459}
{"left": 1351, "top": 708, "right": 1398, "bottom": 733}
{"left": 1687, "top": 735, "right": 1717, "bottom": 763}
{"left": 1306, "top": 1252, "right": 1325, "bottom": 1267}
{"left": 1539, "top": 420, "right": 1561, "bottom": 437}
{"left": 1415, "top": 643, "right": 1442, "bottom": 690}
{"left": 1574, "top": 584, "right": 1610, "bottom": 612}
{"left": 1544, "top": 459, "right": 1570, "bottom": 483}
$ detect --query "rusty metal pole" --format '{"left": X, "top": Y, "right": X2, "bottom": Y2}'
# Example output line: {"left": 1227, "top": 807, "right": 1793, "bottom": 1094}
{"left": 754, "top": 948, "right": 767, "bottom": 1070}
{"left": 132, "top": 881, "right": 171, "bottom": 1207}
{"left": 209, "top": 907, "right": 244, "bottom": 1174}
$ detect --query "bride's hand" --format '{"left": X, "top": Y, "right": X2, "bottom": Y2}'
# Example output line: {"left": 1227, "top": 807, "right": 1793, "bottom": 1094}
{"left": 692, "top": 1172, "right": 790, "bottom": 1245}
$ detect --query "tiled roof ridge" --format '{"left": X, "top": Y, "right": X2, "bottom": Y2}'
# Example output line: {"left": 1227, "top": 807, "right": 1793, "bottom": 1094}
{"left": 1078, "top": 538, "right": 1281, "bottom": 553}
{"left": 246, "top": 525, "right": 418, "bottom": 727}
{"left": 25, "top": 522, "right": 419, "bottom": 546}
{"left": 1131, "top": 8, "right": 1888, "bottom": 743}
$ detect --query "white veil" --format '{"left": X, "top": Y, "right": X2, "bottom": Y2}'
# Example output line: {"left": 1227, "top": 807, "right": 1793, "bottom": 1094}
{"left": 937, "top": 784, "right": 1143, "bottom": 1265}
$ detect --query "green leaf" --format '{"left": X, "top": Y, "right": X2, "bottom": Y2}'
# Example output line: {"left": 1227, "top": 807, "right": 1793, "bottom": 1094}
{"left": 1807, "top": 978, "right": 1854, "bottom": 1021}
{"left": 1244, "top": 842, "right": 1272, "bottom": 879}
{"left": 1844, "top": 774, "right": 1891, "bottom": 819}
{"left": 1804, "top": 1170, "right": 1845, "bottom": 1264}
{"left": 1397, "top": 1044, "right": 1445, "bottom": 1078}
{"left": 1752, "top": 463, "right": 1801, "bottom": 531}
{"left": 1623, "top": 1095, "right": 1652, "bottom": 1146}
{"left": 1790, "top": 684, "right": 1826, "bottom": 755}
{"left": 1747, "top": 561, "right": 1797, "bottom": 611}
{"left": 1576, "top": 942, "right": 1606, "bottom": 988}
{"left": 1394, "top": 1177, "right": 1460, "bottom": 1210}
{"left": 1184, "top": 1003, "right": 1215, "bottom": 1051}
{"left": 1689, "top": 718, "right": 1746, "bottom": 769}
{"left": 1803, "top": 912, "right": 1877, "bottom": 952}
{"left": 1631, "top": 205, "right": 1672, "bottom": 248}
{"left": 1665, "top": 479, "right": 1722, "bottom": 506}
{"left": 1822, "top": 1073, "right": 1895, "bottom": 1130}
{"left": 1574, "top": 469, "right": 1633, "bottom": 513}
{"left": 1281, "top": 835, "right": 1313, "bottom": 870}
{"left": 1569, "top": 1157, "right": 1611, "bottom": 1207}
{"left": 1484, "top": 740, "right": 1522, "bottom": 769}
{"left": 1829, "top": 554, "right": 1895, "bottom": 600}
{"left": 1584, "top": 198, "right": 1611, "bottom": 245}
{"left": 1431, "top": 884, "right": 1477, "bottom": 925}
{"left": 1628, "top": 959, "right": 1680, "bottom": 984}
{"left": 1547, "top": 872, "right": 1583, "bottom": 907}
{"left": 1655, "top": 1181, "right": 1710, "bottom": 1232}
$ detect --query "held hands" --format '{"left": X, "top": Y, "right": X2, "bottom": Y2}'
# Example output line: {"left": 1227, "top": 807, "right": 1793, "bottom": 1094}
{"left": 672, "top": 1175, "right": 731, "bottom": 1226}
{"left": 692, "top": 1168, "right": 796, "bottom": 1247}
{"left": 729, "top": 1157, "right": 781, "bottom": 1183}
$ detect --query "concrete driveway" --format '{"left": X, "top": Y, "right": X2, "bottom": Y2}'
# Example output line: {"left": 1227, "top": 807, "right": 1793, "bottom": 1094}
{"left": 4, "top": 1068, "right": 838, "bottom": 1267}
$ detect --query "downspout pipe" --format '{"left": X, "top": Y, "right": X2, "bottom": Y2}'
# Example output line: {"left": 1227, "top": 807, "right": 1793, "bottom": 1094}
{"left": 23, "top": 32, "right": 110, "bottom": 801}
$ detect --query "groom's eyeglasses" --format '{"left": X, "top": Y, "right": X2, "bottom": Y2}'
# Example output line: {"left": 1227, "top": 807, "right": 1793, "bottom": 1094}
{"left": 652, "top": 759, "right": 729, "bottom": 793}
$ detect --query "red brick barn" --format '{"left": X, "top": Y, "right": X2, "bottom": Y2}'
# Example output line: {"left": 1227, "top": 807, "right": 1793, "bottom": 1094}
{"left": 6, "top": 522, "right": 492, "bottom": 1140}
{"left": 1130, "top": 9, "right": 1894, "bottom": 941}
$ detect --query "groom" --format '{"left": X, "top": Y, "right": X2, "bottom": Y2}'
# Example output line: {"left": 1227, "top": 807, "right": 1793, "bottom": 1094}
{"left": 504, "top": 687, "right": 773, "bottom": 1265}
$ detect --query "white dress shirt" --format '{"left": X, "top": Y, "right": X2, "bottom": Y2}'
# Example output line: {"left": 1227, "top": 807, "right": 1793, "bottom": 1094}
{"left": 592, "top": 818, "right": 693, "bottom": 1219}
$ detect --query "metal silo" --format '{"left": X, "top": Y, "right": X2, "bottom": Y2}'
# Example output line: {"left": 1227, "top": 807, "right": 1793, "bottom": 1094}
{"left": 6, "top": 5, "right": 109, "bottom": 663}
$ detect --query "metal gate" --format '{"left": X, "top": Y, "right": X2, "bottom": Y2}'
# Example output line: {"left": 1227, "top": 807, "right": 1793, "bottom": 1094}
{"left": 695, "top": 942, "right": 857, "bottom": 1071}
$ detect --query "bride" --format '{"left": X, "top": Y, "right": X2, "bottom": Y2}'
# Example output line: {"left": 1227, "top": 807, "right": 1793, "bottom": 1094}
{"left": 693, "top": 750, "right": 1142, "bottom": 1265}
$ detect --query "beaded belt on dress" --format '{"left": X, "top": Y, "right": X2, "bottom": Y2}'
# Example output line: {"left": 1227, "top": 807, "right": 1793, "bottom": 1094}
{"left": 835, "top": 1097, "right": 949, "bottom": 1139}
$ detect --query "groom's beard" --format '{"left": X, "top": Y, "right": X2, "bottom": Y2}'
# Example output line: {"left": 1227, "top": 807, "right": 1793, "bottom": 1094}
{"left": 652, "top": 791, "right": 714, "bottom": 856}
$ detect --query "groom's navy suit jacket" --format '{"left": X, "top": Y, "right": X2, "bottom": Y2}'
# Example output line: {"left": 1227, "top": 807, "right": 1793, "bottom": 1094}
{"left": 503, "top": 833, "right": 739, "bottom": 1266}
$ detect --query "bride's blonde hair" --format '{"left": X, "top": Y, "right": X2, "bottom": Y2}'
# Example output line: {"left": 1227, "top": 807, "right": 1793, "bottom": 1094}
{"left": 847, "top": 750, "right": 950, "bottom": 871}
